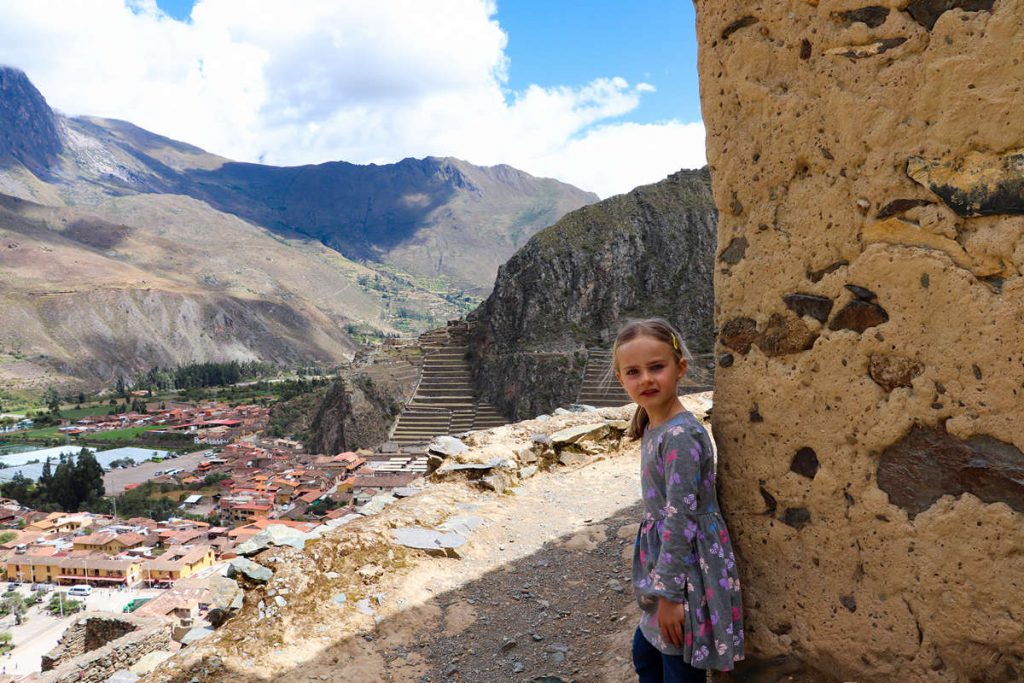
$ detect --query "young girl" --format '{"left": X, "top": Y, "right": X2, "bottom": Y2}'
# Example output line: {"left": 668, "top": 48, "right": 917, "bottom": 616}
{"left": 613, "top": 318, "right": 744, "bottom": 681}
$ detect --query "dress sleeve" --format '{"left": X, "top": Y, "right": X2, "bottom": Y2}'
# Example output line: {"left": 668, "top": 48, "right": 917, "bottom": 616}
{"left": 648, "top": 424, "right": 702, "bottom": 603}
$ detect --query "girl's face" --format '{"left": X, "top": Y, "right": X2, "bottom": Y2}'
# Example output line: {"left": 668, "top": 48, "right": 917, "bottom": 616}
{"left": 614, "top": 335, "right": 688, "bottom": 420}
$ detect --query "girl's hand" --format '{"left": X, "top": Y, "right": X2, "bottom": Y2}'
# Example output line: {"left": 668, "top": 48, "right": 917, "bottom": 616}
{"left": 656, "top": 596, "right": 686, "bottom": 648}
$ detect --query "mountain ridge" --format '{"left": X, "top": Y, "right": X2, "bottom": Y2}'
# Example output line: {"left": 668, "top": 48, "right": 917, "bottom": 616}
{"left": 0, "top": 66, "right": 596, "bottom": 390}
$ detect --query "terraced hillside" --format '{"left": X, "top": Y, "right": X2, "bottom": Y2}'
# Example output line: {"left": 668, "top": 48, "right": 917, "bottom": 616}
{"left": 390, "top": 323, "right": 507, "bottom": 447}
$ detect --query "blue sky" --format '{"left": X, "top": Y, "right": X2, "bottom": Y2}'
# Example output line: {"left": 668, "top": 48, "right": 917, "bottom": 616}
{"left": 498, "top": 1, "right": 701, "bottom": 124}
{"left": 1, "top": 0, "right": 706, "bottom": 196}
{"left": 155, "top": 0, "right": 702, "bottom": 125}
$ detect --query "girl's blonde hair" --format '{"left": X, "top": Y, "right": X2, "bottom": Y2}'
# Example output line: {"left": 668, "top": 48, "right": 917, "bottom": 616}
{"left": 612, "top": 318, "right": 691, "bottom": 439}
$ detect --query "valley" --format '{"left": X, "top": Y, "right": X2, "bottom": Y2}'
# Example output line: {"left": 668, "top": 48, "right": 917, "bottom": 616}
{"left": 0, "top": 67, "right": 596, "bottom": 392}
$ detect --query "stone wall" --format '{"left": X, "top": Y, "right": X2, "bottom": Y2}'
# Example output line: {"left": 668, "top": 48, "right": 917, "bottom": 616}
{"left": 39, "top": 612, "right": 173, "bottom": 683}
{"left": 695, "top": 1, "right": 1024, "bottom": 680}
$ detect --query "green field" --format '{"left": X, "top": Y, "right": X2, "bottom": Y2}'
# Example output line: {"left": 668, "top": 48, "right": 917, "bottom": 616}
{"left": 86, "top": 425, "right": 160, "bottom": 441}
{"left": 58, "top": 405, "right": 114, "bottom": 420}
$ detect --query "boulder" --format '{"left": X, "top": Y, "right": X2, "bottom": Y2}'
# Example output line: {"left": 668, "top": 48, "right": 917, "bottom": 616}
{"left": 204, "top": 577, "right": 242, "bottom": 614}
{"left": 427, "top": 435, "right": 468, "bottom": 457}
{"left": 227, "top": 557, "right": 273, "bottom": 583}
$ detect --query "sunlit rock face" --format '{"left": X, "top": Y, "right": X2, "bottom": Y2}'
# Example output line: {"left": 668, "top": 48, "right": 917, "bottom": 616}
{"left": 694, "top": 1, "right": 1024, "bottom": 680}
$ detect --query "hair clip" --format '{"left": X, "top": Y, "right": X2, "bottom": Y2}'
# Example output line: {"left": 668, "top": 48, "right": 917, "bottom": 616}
{"left": 671, "top": 334, "right": 679, "bottom": 351}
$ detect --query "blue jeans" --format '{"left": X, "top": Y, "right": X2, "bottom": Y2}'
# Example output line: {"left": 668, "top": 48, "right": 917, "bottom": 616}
{"left": 632, "top": 628, "right": 706, "bottom": 683}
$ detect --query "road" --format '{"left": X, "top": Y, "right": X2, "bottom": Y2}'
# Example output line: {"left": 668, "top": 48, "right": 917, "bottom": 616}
{"left": 103, "top": 448, "right": 213, "bottom": 495}
{"left": 0, "top": 585, "right": 164, "bottom": 679}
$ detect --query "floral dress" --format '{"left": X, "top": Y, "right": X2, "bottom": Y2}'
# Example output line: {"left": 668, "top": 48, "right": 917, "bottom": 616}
{"left": 632, "top": 410, "right": 744, "bottom": 670}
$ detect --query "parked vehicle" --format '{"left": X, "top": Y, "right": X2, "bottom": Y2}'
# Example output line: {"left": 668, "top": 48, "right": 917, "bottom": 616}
{"left": 6, "top": 582, "right": 18, "bottom": 591}
{"left": 122, "top": 597, "right": 151, "bottom": 612}
{"left": 68, "top": 585, "right": 93, "bottom": 597}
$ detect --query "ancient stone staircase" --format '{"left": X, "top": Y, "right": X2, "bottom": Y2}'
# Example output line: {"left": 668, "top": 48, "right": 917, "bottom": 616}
{"left": 575, "top": 349, "right": 631, "bottom": 408}
{"left": 575, "top": 348, "right": 716, "bottom": 408}
{"left": 390, "top": 322, "right": 509, "bottom": 446}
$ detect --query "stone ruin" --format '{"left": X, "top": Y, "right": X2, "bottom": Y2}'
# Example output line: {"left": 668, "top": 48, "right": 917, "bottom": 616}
{"left": 695, "top": 1, "right": 1024, "bottom": 680}
{"left": 38, "top": 611, "right": 172, "bottom": 683}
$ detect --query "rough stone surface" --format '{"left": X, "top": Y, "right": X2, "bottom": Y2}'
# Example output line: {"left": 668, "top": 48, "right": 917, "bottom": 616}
{"left": 549, "top": 423, "right": 610, "bottom": 447}
{"left": 696, "top": 1, "right": 1024, "bottom": 679}
{"left": 37, "top": 612, "right": 172, "bottom": 683}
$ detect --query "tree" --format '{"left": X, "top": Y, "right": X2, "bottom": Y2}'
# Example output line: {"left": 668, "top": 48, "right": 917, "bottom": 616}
{"left": 43, "top": 386, "right": 60, "bottom": 415}
{"left": 39, "top": 457, "right": 53, "bottom": 491}
{"left": 0, "top": 474, "right": 33, "bottom": 508}
{"left": 0, "top": 593, "right": 27, "bottom": 625}
{"left": 75, "top": 449, "right": 105, "bottom": 506}
{"left": 47, "top": 593, "right": 83, "bottom": 616}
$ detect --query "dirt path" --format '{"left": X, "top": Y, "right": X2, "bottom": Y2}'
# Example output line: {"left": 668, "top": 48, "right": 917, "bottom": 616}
{"left": 147, "top": 397, "right": 715, "bottom": 683}
{"left": 150, "top": 450, "right": 645, "bottom": 683}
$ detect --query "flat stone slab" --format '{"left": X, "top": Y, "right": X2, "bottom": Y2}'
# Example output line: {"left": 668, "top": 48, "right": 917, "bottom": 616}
{"left": 205, "top": 575, "right": 243, "bottom": 611}
{"left": 436, "top": 515, "right": 484, "bottom": 536}
{"left": 106, "top": 672, "right": 140, "bottom": 683}
{"left": 234, "top": 524, "right": 312, "bottom": 555}
{"left": 436, "top": 457, "right": 506, "bottom": 473}
{"left": 391, "top": 527, "right": 468, "bottom": 552}
{"left": 179, "top": 626, "right": 215, "bottom": 646}
{"left": 129, "top": 650, "right": 173, "bottom": 675}
{"left": 550, "top": 423, "right": 610, "bottom": 446}
{"left": 393, "top": 487, "right": 422, "bottom": 498}
{"left": 357, "top": 492, "right": 396, "bottom": 516}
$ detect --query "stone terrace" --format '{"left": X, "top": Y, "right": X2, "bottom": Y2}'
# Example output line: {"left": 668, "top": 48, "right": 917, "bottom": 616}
{"left": 390, "top": 322, "right": 507, "bottom": 447}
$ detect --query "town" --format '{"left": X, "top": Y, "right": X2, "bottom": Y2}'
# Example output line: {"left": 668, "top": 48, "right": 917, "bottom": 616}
{"left": 0, "top": 396, "right": 429, "bottom": 677}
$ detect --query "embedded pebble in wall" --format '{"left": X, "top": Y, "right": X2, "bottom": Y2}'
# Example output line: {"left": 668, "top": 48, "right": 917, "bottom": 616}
{"left": 783, "top": 293, "right": 833, "bottom": 323}
{"left": 828, "top": 300, "right": 889, "bottom": 333}
{"left": 868, "top": 354, "right": 924, "bottom": 392}
{"left": 789, "top": 448, "right": 820, "bottom": 479}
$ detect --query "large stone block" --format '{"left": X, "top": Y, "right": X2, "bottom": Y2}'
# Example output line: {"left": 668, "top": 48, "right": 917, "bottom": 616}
{"left": 695, "top": 0, "right": 1024, "bottom": 679}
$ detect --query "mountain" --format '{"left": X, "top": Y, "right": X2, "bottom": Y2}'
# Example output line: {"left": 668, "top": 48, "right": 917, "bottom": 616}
{"left": 467, "top": 168, "right": 717, "bottom": 420}
{"left": 0, "top": 67, "right": 596, "bottom": 391}
{"left": 0, "top": 68, "right": 61, "bottom": 176}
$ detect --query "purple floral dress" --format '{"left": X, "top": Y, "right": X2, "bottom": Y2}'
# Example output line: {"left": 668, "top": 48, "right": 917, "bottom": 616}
{"left": 632, "top": 410, "right": 744, "bottom": 670}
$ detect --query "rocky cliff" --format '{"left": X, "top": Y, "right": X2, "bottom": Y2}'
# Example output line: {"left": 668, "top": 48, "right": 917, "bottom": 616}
{"left": 695, "top": 1, "right": 1024, "bottom": 680}
{"left": 0, "top": 67, "right": 61, "bottom": 176}
{"left": 467, "top": 168, "right": 717, "bottom": 420}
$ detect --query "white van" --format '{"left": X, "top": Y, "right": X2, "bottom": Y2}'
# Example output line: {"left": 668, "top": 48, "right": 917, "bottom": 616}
{"left": 68, "top": 585, "right": 92, "bottom": 597}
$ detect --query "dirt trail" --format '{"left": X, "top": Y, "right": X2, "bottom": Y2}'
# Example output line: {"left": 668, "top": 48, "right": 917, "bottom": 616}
{"left": 150, "top": 440, "right": 643, "bottom": 679}
{"left": 148, "top": 398, "right": 715, "bottom": 683}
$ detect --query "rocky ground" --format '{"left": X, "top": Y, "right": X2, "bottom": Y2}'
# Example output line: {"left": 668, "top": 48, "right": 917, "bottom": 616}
{"left": 144, "top": 397, "right": 717, "bottom": 683}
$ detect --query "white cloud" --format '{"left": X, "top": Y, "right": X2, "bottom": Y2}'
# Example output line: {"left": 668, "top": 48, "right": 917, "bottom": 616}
{"left": 0, "top": 0, "right": 704, "bottom": 197}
